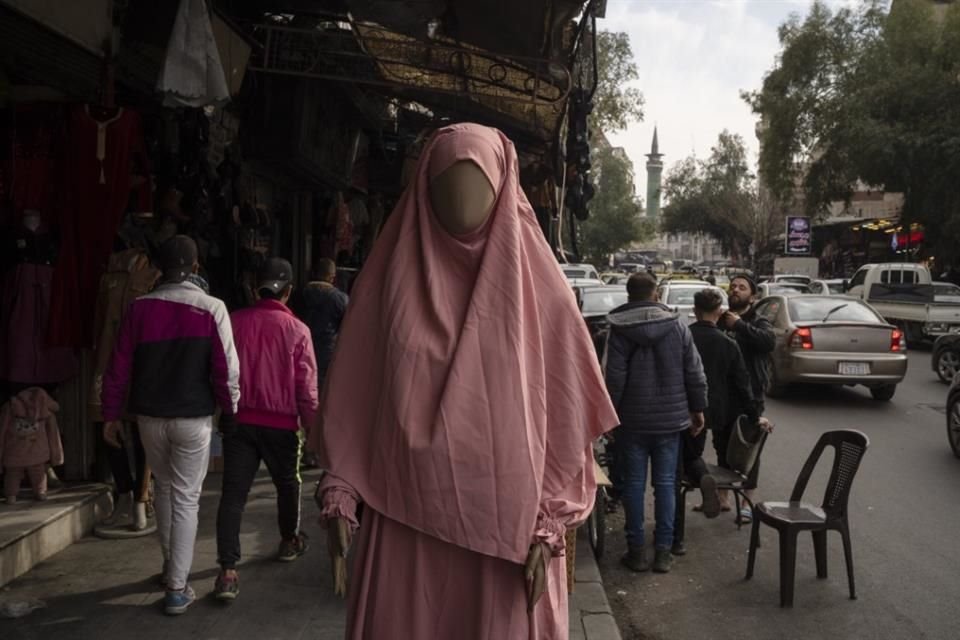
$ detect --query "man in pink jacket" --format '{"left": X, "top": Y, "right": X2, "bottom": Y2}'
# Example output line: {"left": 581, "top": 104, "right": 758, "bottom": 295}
{"left": 214, "top": 257, "right": 319, "bottom": 601}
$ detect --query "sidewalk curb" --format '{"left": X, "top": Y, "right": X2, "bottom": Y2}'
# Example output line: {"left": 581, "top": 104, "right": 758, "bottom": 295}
{"left": 571, "top": 532, "right": 622, "bottom": 640}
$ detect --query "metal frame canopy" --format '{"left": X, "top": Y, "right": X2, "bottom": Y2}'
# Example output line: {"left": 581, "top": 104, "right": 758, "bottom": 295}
{"left": 229, "top": 0, "right": 592, "bottom": 144}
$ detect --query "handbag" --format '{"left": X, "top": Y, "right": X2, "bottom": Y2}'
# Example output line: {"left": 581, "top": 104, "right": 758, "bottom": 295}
{"left": 726, "top": 414, "right": 765, "bottom": 476}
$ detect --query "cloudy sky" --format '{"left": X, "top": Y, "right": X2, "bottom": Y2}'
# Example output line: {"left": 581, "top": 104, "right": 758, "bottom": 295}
{"left": 602, "top": 0, "right": 861, "bottom": 201}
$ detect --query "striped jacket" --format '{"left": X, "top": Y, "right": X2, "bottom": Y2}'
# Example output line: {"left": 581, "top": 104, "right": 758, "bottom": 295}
{"left": 102, "top": 281, "right": 240, "bottom": 421}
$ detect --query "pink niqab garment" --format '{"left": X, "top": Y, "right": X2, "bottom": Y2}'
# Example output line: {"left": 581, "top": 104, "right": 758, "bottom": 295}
{"left": 314, "top": 123, "right": 618, "bottom": 639}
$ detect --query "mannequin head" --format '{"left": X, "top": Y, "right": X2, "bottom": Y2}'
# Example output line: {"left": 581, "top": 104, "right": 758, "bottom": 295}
{"left": 425, "top": 125, "right": 504, "bottom": 237}
{"left": 429, "top": 161, "right": 496, "bottom": 236}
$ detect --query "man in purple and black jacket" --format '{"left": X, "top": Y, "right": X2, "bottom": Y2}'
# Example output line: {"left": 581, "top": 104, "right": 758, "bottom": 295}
{"left": 103, "top": 235, "right": 240, "bottom": 616}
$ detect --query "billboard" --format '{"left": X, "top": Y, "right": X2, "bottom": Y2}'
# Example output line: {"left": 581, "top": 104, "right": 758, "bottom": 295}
{"left": 785, "top": 216, "right": 812, "bottom": 255}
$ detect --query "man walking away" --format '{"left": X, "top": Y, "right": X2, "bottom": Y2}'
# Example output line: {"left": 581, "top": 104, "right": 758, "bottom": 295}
{"left": 720, "top": 275, "right": 776, "bottom": 522}
{"left": 103, "top": 235, "right": 240, "bottom": 616}
{"left": 297, "top": 258, "right": 349, "bottom": 393}
{"left": 687, "top": 290, "right": 769, "bottom": 520}
{"left": 214, "top": 258, "right": 319, "bottom": 602}
{"left": 605, "top": 273, "right": 707, "bottom": 574}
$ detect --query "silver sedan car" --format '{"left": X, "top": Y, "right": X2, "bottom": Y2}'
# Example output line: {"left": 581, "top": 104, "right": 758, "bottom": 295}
{"left": 657, "top": 281, "right": 728, "bottom": 324}
{"left": 756, "top": 295, "right": 908, "bottom": 401}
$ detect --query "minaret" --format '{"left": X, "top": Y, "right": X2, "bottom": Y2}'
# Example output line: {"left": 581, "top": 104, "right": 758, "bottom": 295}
{"left": 645, "top": 127, "right": 664, "bottom": 222}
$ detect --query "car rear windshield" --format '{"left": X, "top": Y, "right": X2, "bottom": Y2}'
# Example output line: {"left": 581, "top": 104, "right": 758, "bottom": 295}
{"left": 581, "top": 290, "right": 628, "bottom": 314}
{"left": 778, "top": 276, "right": 809, "bottom": 284}
{"left": 788, "top": 298, "right": 882, "bottom": 324}
{"left": 563, "top": 269, "right": 586, "bottom": 279}
{"left": 666, "top": 288, "right": 699, "bottom": 305}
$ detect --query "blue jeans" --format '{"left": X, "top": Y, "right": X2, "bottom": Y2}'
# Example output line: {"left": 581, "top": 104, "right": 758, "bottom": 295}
{"left": 621, "top": 432, "right": 681, "bottom": 551}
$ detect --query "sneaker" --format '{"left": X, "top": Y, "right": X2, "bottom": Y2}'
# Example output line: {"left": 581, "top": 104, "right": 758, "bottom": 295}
{"left": 214, "top": 571, "right": 240, "bottom": 602}
{"left": 700, "top": 474, "right": 721, "bottom": 519}
{"left": 164, "top": 585, "right": 196, "bottom": 616}
{"left": 278, "top": 533, "right": 309, "bottom": 562}
{"left": 653, "top": 549, "right": 673, "bottom": 574}
{"left": 620, "top": 548, "right": 650, "bottom": 573}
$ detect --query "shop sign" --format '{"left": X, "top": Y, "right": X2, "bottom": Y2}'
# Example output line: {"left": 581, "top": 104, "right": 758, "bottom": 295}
{"left": 785, "top": 216, "right": 812, "bottom": 255}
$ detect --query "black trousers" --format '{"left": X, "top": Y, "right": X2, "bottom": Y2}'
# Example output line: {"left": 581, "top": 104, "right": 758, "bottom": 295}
{"left": 216, "top": 423, "right": 302, "bottom": 569}
{"left": 681, "top": 430, "right": 709, "bottom": 486}
{"left": 101, "top": 422, "right": 147, "bottom": 497}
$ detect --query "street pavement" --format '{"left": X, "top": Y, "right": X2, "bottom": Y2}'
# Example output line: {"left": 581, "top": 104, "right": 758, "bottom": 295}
{"left": 0, "top": 469, "right": 620, "bottom": 640}
{"left": 599, "top": 349, "right": 958, "bottom": 640}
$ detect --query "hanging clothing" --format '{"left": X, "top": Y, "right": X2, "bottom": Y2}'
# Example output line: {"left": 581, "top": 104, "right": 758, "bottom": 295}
{"left": 0, "top": 387, "right": 63, "bottom": 473}
{"left": 156, "top": 0, "right": 230, "bottom": 108}
{"left": 88, "top": 248, "right": 161, "bottom": 421}
{"left": 0, "top": 263, "right": 77, "bottom": 384}
{"left": 47, "top": 106, "right": 152, "bottom": 348}
{"left": 311, "top": 123, "right": 618, "bottom": 638}
{"left": 0, "top": 104, "right": 67, "bottom": 223}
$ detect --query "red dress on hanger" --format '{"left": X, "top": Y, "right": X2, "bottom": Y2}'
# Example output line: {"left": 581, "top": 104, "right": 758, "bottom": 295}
{"left": 47, "top": 106, "right": 151, "bottom": 348}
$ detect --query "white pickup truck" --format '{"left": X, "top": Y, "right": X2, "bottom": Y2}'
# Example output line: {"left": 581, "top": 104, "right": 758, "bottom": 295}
{"left": 846, "top": 263, "right": 960, "bottom": 343}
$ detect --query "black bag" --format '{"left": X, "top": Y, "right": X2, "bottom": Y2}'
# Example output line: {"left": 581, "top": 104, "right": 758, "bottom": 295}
{"left": 726, "top": 415, "right": 764, "bottom": 476}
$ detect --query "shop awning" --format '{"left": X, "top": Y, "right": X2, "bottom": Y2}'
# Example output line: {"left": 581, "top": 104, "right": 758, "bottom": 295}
{"left": 228, "top": 1, "right": 592, "bottom": 146}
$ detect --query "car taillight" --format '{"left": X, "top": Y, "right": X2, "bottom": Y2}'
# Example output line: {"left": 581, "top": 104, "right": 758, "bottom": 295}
{"left": 789, "top": 327, "right": 814, "bottom": 350}
{"left": 891, "top": 329, "right": 906, "bottom": 352}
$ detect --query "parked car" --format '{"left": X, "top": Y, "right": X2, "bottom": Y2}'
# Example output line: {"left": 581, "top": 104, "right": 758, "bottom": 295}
{"left": 845, "top": 263, "right": 960, "bottom": 343}
{"left": 576, "top": 285, "right": 629, "bottom": 357}
{"left": 809, "top": 279, "right": 846, "bottom": 295}
{"left": 601, "top": 273, "right": 630, "bottom": 286}
{"left": 756, "top": 295, "right": 908, "bottom": 401}
{"left": 657, "top": 281, "right": 728, "bottom": 324}
{"left": 932, "top": 334, "right": 960, "bottom": 384}
{"left": 934, "top": 282, "right": 960, "bottom": 304}
{"left": 758, "top": 282, "right": 810, "bottom": 298}
{"left": 947, "top": 375, "right": 960, "bottom": 457}
{"left": 562, "top": 263, "right": 603, "bottom": 288}
{"left": 772, "top": 274, "right": 813, "bottom": 286}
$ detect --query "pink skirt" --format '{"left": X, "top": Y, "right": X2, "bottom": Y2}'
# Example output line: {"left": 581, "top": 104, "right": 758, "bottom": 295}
{"left": 345, "top": 509, "right": 569, "bottom": 639}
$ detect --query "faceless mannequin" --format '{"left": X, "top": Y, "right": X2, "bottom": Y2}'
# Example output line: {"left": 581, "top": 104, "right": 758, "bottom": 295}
{"left": 428, "top": 160, "right": 496, "bottom": 235}
{"left": 326, "top": 158, "right": 549, "bottom": 609}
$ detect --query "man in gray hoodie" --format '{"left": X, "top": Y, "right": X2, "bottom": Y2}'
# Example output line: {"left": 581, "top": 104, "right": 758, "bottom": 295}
{"left": 604, "top": 273, "right": 708, "bottom": 573}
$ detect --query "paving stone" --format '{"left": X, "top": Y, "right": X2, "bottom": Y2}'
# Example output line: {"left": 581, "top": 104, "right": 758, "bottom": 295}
{"left": 583, "top": 613, "right": 623, "bottom": 640}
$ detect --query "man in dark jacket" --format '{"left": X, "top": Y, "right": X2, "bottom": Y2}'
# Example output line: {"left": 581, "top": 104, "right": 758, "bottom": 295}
{"left": 605, "top": 273, "right": 707, "bottom": 574}
{"left": 297, "top": 258, "right": 349, "bottom": 392}
{"left": 686, "top": 290, "right": 769, "bottom": 520}
{"left": 721, "top": 275, "right": 776, "bottom": 412}
{"left": 720, "top": 275, "right": 776, "bottom": 520}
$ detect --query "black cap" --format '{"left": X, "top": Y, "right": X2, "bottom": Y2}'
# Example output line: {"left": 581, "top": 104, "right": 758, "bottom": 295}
{"left": 160, "top": 235, "right": 198, "bottom": 283}
{"left": 731, "top": 273, "right": 758, "bottom": 295}
{"left": 258, "top": 257, "right": 294, "bottom": 293}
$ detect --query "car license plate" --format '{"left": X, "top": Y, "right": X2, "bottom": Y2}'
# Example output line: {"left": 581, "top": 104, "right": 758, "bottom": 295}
{"left": 838, "top": 362, "right": 870, "bottom": 376}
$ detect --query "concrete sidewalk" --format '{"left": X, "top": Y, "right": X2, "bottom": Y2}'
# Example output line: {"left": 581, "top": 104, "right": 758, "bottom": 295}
{"left": 0, "top": 469, "right": 619, "bottom": 640}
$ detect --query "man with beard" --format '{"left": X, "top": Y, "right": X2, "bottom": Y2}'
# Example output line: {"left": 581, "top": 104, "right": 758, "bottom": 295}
{"left": 717, "top": 274, "right": 775, "bottom": 522}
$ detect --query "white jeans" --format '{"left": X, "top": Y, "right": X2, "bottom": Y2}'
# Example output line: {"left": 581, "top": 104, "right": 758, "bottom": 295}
{"left": 139, "top": 415, "right": 212, "bottom": 591}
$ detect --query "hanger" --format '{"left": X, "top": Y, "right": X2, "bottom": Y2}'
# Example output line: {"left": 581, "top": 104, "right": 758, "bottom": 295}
{"left": 88, "top": 38, "right": 120, "bottom": 122}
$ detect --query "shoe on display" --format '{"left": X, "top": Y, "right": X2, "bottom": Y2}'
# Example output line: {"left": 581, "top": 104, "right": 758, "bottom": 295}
{"left": 103, "top": 491, "right": 134, "bottom": 526}
{"left": 164, "top": 585, "right": 197, "bottom": 616}
{"left": 46, "top": 467, "right": 62, "bottom": 490}
{"left": 133, "top": 502, "right": 148, "bottom": 531}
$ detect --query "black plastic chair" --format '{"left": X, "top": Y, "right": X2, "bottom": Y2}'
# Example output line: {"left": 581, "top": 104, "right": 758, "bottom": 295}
{"left": 674, "top": 429, "right": 769, "bottom": 553}
{"left": 745, "top": 430, "right": 870, "bottom": 608}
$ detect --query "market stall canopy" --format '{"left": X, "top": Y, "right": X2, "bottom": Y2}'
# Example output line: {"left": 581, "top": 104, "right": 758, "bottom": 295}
{"left": 226, "top": 0, "right": 593, "bottom": 145}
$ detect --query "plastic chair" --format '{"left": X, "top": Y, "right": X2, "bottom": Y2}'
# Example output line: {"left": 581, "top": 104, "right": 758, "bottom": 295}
{"left": 745, "top": 430, "right": 870, "bottom": 608}
{"left": 673, "top": 427, "right": 769, "bottom": 553}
